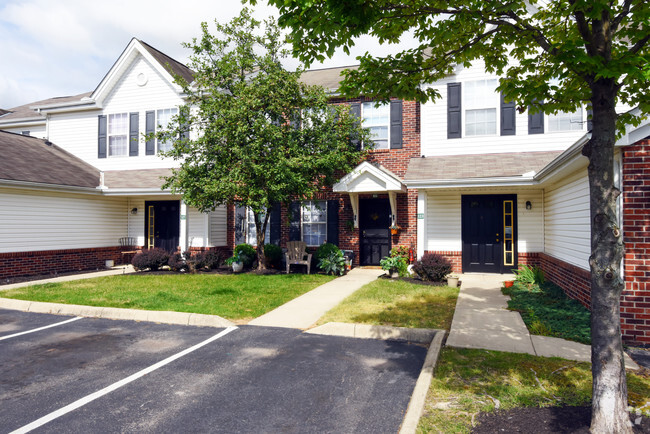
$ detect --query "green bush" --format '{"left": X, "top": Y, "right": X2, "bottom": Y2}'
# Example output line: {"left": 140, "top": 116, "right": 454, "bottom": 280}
{"left": 316, "top": 242, "right": 340, "bottom": 261}
{"left": 318, "top": 248, "right": 345, "bottom": 275}
{"left": 202, "top": 250, "right": 224, "bottom": 269}
{"left": 168, "top": 253, "right": 188, "bottom": 272}
{"left": 234, "top": 244, "right": 256, "bottom": 268}
{"left": 412, "top": 252, "right": 452, "bottom": 281}
{"left": 512, "top": 264, "right": 546, "bottom": 286}
{"left": 380, "top": 255, "right": 408, "bottom": 277}
{"left": 264, "top": 244, "right": 282, "bottom": 269}
{"left": 390, "top": 246, "right": 410, "bottom": 261}
{"left": 132, "top": 248, "right": 170, "bottom": 271}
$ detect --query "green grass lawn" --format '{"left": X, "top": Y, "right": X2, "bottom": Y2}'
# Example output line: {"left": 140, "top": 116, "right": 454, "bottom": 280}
{"left": 503, "top": 281, "right": 591, "bottom": 344}
{"left": 318, "top": 278, "right": 460, "bottom": 330}
{"left": 417, "top": 348, "right": 650, "bottom": 433}
{"left": 0, "top": 273, "right": 335, "bottom": 320}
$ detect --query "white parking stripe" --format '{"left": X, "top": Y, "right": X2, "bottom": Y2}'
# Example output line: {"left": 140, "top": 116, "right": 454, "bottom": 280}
{"left": 11, "top": 325, "right": 238, "bottom": 434}
{"left": 0, "top": 317, "right": 83, "bottom": 341}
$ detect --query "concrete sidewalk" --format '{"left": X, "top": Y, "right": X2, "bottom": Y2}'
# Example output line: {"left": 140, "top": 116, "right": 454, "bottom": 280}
{"left": 446, "top": 273, "right": 639, "bottom": 369}
{"left": 1, "top": 265, "right": 136, "bottom": 291}
{"left": 249, "top": 268, "right": 384, "bottom": 329}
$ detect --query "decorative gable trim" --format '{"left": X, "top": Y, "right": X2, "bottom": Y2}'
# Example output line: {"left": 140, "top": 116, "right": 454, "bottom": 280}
{"left": 333, "top": 161, "right": 407, "bottom": 193}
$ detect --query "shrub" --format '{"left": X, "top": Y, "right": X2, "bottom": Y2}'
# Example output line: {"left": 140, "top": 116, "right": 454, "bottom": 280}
{"left": 132, "top": 248, "right": 170, "bottom": 271}
{"left": 412, "top": 252, "right": 452, "bottom": 282}
{"left": 168, "top": 253, "right": 188, "bottom": 272}
{"left": 513, "top": 264, "right": 546, "bottom": 287}
{"left": 202, "top": 250, "right": 224, "bottom": 269}
{"left": 318, "top": 248, "right": 345, "bottom": 275}
{"left": 390, "top": 246, "right": 410, "bottom": 261}
{"left": 234, "top": 243, "right": 256, "bottom": 268}
{"left": 316, "top": 242, "right": 340, "bottom": 261}
{"left": 264, "top": 244, "right": 282, "bottom": 269}
{"left": 380, "top": 255, "right": 408, "bottom": 277}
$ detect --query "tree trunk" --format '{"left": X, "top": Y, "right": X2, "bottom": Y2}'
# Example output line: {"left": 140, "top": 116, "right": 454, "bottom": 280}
{"left": 255, "top": 213, "right": 269, "bottom": 271}
{"left": 583, "top": 79, "right": 632, "bottom": 433}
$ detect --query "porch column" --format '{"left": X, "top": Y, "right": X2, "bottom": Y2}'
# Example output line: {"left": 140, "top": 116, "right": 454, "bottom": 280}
{"left": 417, "top": 190, "right": 427, "bottom": 260}
{"left": 388, "top": 191, "right": 397, "bottom": 226}
{"left": 349, "top": 193, "right": 359, "bottom": 228}
{"left": 179, "top": 200, "right": 188, "bottom": 253}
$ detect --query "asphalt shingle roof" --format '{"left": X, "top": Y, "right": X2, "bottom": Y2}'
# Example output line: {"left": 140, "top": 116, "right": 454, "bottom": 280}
{"left": 139, "top": 40, "right": 194, "bottom": 84}
{"left": 103, "top": 169, "right": 173, "bottom": 189}
{"left": 0, "top": 92, "right": 92, "bottom": 123}
{"left": 0, "top": 131, "right": 100, "bottom": 188}
{"left": 404, "top": 151, "right": 563, "bottom": 182}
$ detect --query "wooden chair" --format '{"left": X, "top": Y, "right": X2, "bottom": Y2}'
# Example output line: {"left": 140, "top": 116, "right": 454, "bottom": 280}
{"left": 119, "top": 237, "right": 139, "bottom": 255}
{"left": 285, "top": 241, "right": 312, "bottom": 274}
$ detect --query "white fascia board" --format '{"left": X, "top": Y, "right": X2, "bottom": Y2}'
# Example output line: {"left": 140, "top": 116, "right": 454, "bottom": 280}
{"left": 334, "top": 161, "right": 406, "bottom": 192}
{"left": 404, "top": 175, "right": 538, "bottom": 189}
{"left": 35, "top": 101, "right": 100, "bottom": 114}
{"left": 0, "top": 179, "right": 101, "bottom": 195}
{"left": 0, "top": 118, "right": 46, "bottom": 128}
{"left": 616, "top": 110, "right": 650, "bottom": 147}
{"left": 100, "top": 188, "right": 173, "bottom": 196}
{"left": 534, "top": 133, "right": 590, "bottom": 181}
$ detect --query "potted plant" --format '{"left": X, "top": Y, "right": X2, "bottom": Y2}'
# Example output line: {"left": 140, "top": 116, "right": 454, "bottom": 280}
{"left": 389, "top": 224, "right": 401, "bottom": 235}
{"left": 380, "top": 255, "right": 407, "bottom": 278}
{"left": 504, "top": 280, "right": 515, "bottom": 288}
{"left": 225, "top": 253, "right": 243, "bottom": 273}
{"left": 447, "top": 274, "right": 460, "bottom": 287}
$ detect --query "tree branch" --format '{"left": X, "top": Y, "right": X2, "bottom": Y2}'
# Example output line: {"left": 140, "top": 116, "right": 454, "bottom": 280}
{"left": 611, "top": 0, "right": 633, "bottom": 32}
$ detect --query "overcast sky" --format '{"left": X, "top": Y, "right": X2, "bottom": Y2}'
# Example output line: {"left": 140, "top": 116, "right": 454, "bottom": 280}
{"left": 0, "top": 0, "right": 417, "bottom": 109}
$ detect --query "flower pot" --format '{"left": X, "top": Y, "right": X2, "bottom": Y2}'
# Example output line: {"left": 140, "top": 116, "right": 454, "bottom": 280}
{"left": 447, "top": 276, "right": 459, "bottom": 287}
{"left": 105, "top": 259, "right": 114, "bottom": 269}
{"left": 504, "top": 280, "right": 514, "bottom": 288}
{"left": 390, "top": 271, "right": 399, "bottom": 279}
{"left": 232, "top": 261, "right": 243, "bottom": 273}
{"left": 390, "top": 229, "right": 399, "bottom": 235}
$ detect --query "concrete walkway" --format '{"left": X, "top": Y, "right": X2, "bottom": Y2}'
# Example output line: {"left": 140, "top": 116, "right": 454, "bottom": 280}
{"left": 248, "top": 268, "right": 385, "bottom": 329}
{"left": 1, "top": 265, "right": 136, "bottom": 291}
{"left": 446, "top": 273, "right": 639, "bottom": 369}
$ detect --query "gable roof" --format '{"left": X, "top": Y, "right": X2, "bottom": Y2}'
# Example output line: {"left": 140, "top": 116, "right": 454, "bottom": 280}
{"left": 0, "top": 92, "right": 92, "bottom": 124}
{"left": 138, "top": 40, "right": 194, "bottom": 84}
{"left": 0, "top": 131, "right": 100, "bottom": 188}
{"left": 300, "top": 65, "right": 358, "bottom": 91}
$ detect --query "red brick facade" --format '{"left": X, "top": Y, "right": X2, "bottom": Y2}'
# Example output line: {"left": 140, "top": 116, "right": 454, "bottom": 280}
{"left": 621, "top": 140, "right": 650, "bottom": 344}
{"left": 0, "top": 247, "right": 125, "bottom": 280}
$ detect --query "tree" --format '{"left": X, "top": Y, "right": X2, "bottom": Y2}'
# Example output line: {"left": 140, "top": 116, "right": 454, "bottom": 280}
{"left": 258, "top": 0, "right": 649, "bottom": 431}
{"left": 159, "top": 9, "right": 369, "bottom": 270}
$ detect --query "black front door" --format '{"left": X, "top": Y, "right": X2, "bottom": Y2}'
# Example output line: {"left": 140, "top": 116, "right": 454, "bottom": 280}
{"left": 145, "top": 200, "right": 180, "bottom": 252}
{"left": 461, "top": 195, "right": 517, "bottom": 273}
{"left": 359, "top": 198, "right": 391, "bottom": 266}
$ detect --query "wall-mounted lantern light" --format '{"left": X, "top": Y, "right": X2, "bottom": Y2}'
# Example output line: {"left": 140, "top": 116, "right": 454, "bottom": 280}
{"left": 131, "top": 207, "right": 138, "bottom": 215}
{"left": 525, "top": 201, "right": 532, "bottom": 210}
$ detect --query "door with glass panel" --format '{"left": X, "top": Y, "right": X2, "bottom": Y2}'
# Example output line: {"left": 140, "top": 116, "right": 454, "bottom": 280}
{"left": 461, "top": 195, "right": 517, "bottom": 273}
{"left": 359, "top": 198, "right": 391, "bottom": 266}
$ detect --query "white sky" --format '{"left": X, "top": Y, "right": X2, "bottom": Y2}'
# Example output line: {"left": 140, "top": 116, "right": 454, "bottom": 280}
{"left": 0, "top": 0, "right": 417, "bottom": 109}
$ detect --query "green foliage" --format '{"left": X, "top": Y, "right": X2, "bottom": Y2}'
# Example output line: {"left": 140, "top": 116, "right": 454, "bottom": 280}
{"left": 225, "top": 253, "right": 241, "bottom": 267}
{"left": 380, "top": 255, "right": 408, "bottom": 277}
{"left": 504, "top": 281, "right": 591, "bottom": 344}
{"left": 263, "top": 244, "right": 283, "bottom": 269}
{"left": 132, "top": 248, "right": 170, "bottom": 271}
{"left": 390, "top": 246, "right": 410, "bottom": 260}
{"left": 157, "top": 8, "right": 370, "bottom": 269}
{"left": 412, "top": 252, "right": 452, "bottom": 282}
{"left": 512, "top": 264, "right": 546, "bottom": 286}
{"left": 234, "top": 244, "right": 256, "bottom": 268}
{"left": 316, "top": 242, "right": 341, "bottom": 261}
{"left": 318, "top": 248, "right": 346, "bottom": 275}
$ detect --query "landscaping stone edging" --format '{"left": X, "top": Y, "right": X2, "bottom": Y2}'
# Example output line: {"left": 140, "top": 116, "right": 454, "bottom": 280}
{"left": 0, "top": 297, "right": 235, "bottom": 328}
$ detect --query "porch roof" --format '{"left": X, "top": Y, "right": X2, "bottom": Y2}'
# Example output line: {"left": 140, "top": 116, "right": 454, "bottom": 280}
{"left": 404, "top": 151, "right": 563, "bottom": 187}
{"left": 333, "top": 161, "right": 407, "bottom": 193}
{"left": 0, "top": 131, "right": 100, "bottom": 188}
{"left": 103, "top": 168, "right": 173, "bottom": 190}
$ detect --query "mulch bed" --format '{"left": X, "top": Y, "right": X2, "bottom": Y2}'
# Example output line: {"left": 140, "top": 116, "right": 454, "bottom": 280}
{"left": 472, "top": 406, "right": 650, "bottom": 433}
{"left": 377, "top": 274, "right": 455, "bottom": 287}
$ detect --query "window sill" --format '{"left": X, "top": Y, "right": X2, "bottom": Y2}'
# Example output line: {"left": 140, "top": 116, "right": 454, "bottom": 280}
{"left": 368, "top": 148, "right": 391, "bottom": 154}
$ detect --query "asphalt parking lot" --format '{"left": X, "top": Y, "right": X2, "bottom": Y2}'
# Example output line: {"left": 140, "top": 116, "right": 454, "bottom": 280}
{"left": 0, "top": 308, "right": 427, "bottom": 433}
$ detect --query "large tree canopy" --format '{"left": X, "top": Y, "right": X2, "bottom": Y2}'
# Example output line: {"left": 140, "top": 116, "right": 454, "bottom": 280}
{"left": 257, "top": 0, "right": 649, "bottom": 432}
{"left": 160, "top": 9, "right": 369, "bottom": 269}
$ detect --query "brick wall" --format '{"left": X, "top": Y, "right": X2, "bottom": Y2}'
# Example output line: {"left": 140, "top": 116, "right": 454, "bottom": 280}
{"left": 0, "top": 247, "right": 125, "bottom": 280}
{"left": 537, "top": 253, "right": 592, "bottom": 308}
{"left": 425, "top": 251, "right": 462, "bottom": 273}
{"left": 621, "top": 139, "right": 650, "bottom": 345}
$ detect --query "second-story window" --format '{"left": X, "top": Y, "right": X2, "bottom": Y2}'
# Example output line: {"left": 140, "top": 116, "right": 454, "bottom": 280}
{"left": 548, "top": 108, "right": 583, "bottom": 132}
{"left": 157, "top": 108, "right": 178, "bottom": 153}
{"left": 108, "top": 113, "right": 128, "bottom": 157}
{"left": 464, "top": 79, "right": 498, "bottom": 136}
{"left": 362, "top": 102, "right": 390, "bottom": 149}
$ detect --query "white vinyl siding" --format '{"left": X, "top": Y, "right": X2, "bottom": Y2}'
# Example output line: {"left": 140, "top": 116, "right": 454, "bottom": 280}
{"left": 0, "top": 187, "right": 128, "bottom": 253}
{"left": 424, "top": 189, "right": 544, "bottom": 254}
{"left": 420, "top": 60, "right": 587, "bottom": 156}
{"left": 544, "top": 167, "right": 591, "bottom": 270}
{"left": 47, "top": 54, "right": 184, "bottom": 171}
{"left": 209, "top": 205, "right": 227, "bottom": 247}
{"left": 1, "top": 125, "right": 47, "bottom": 139}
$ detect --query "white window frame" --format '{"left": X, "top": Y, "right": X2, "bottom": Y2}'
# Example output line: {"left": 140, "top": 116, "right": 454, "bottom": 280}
{"left": 361, "top": 101, "right": 390, "bottom": 150}
{"left": 235, "top": 206, "right": 270, "bottom": 246}
{"left": 301, "top": 200, "right": 327, "bottom": 247}
{"left": 547, "top": 107, "right": 584, "bottom": 132}
{"left": 156, "top": 107, "right": 179, "bottom": 153}
{"left": 463, "top": 79, "right": 498, "bottom": 137}
{"left": 107, "top": 113, "right": 128, "bottom": 157}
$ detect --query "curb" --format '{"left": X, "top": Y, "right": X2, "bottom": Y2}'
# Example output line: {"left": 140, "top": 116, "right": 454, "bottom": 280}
{"left": 399, "top": 330, "right": 446, "bottom": 434}
{"left": 0, "top": 298, "right": 235, "bottom": 328}
{"left": 305, "top": 322, "right": 438, "bottom": 343}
